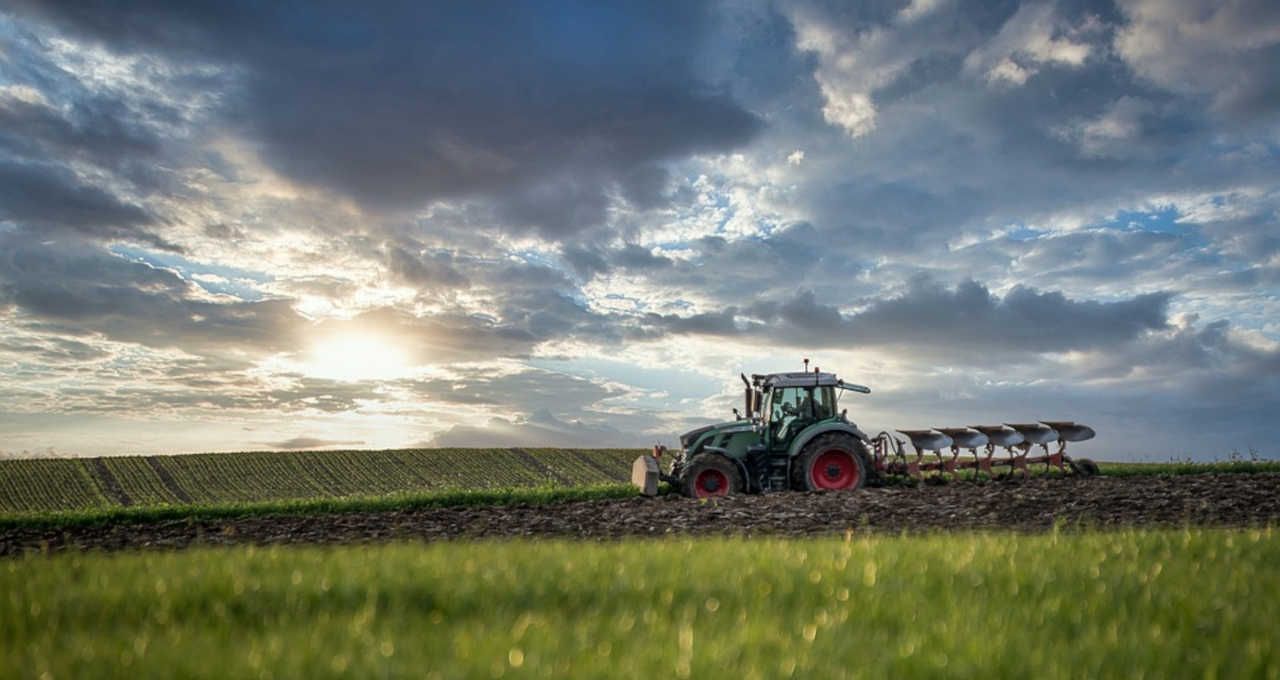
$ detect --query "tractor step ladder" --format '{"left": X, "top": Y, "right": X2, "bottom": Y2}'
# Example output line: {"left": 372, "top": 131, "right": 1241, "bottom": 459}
{"left": 766, "top": 456, "right": 790, "bottom": 491}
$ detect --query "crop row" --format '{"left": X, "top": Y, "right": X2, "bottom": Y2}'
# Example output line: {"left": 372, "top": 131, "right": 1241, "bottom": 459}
{"left": 0, "top": 448, "right": 643, "bottom": 514}
{"left": 0, "top": 459, "right": 109, "bottom": 513}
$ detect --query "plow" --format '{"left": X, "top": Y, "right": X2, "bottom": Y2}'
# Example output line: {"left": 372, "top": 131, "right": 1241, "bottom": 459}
{"left": 633, "top": 361, "right": 1097, "bottom": 498}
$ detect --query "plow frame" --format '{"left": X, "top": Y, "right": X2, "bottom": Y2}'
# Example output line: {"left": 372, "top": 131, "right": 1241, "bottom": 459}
{"left": 870, "top": 430, "right": 1081, "bottom": 481}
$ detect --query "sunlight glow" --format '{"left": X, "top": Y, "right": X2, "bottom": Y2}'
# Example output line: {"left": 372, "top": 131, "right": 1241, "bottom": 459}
{"left": 302, "top": 333, "right": 413, "bottom": 382}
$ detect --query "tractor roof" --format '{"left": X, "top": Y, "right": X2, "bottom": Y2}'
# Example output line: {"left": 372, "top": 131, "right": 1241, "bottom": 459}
{"left": 759, "top": 372, "right": 841, "bottom": 388}
{"left": 751, "top": 371, "right": 872, "bottom": 393}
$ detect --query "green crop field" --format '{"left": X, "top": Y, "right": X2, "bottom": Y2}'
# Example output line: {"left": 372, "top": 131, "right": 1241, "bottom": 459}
{"left": 3, "top": 528, "right": 1276, "bottom": 679}
{"left": 0, "top": 448, "right": 639, "bottom": 514}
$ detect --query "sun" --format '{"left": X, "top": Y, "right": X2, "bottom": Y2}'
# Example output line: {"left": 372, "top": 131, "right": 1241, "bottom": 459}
{"left": 302, "top": 333, "right": 413, "bottom": 382}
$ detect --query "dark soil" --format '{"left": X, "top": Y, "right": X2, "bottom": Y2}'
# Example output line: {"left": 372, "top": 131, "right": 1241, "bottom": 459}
{"left": 4, "top": 473, "right": 1279, "bottom": 556}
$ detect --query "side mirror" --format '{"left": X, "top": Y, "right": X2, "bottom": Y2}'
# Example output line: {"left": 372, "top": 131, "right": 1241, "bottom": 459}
{"left": 733, "top": 407, "right": 742, "bottom": 420}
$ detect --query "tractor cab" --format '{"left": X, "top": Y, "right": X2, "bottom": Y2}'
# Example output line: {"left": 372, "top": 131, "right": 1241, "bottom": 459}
{"left": 758, "top": 372, "right": 843, "bottom": 452}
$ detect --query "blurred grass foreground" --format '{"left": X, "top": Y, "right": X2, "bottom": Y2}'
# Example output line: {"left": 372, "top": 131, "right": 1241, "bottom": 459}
{"left": 4, "top": 527, "right": 1277, "bottom": 678}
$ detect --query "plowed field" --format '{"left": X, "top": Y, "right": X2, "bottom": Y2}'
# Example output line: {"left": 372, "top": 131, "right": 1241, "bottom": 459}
{"left": 5, "top": 473, "right": 1278, "bottom": 555}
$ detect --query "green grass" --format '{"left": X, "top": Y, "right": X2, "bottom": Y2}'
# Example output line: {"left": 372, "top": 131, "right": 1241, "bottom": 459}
{"left": 2, "top": 528, "right": 1276, "bottom": 678}
{"left": 1096, "top": 460, "right": 1280, "bottom": 476}
{"left": 0, "top": 483, "right": 638, "bottom": 531}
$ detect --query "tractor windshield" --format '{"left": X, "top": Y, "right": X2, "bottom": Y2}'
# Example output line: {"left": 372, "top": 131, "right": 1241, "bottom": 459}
{"left": 768, "top": 386, "right": 837, "bottom": 423}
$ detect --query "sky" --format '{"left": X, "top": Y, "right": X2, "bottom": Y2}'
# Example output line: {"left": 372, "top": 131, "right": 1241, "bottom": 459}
{"left": 0, "top": 0, "right": 1277, "bottom": 460}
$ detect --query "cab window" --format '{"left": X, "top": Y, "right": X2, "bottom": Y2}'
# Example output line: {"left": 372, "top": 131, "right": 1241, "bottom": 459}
{"left": 812, "top": 386, "right": 836, "bottom": 419}
{"left": 769, "top": 387, "right": 805, "bottom": 423}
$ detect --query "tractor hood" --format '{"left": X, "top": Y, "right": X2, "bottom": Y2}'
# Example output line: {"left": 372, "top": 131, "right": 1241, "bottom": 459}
{"left": 679, "top": 420, "right": 753, "bottom": 449}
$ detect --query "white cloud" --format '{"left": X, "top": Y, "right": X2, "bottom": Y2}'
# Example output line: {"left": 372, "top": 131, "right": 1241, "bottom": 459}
{"left": 1115, "top": 0, "right": 1280, "bottom": 118}
{"left": 897, "top": 0, "right": 946, "bottom": 24}
{"left": 964, "top": 2, "right": 1095, "bottom": 87}
{"left": 789, "top": 11, "right": 922, "bottom": 138}
{"left": 1055, "top": 96, "right": 1154, "bottom": 158}
{"left": 986, "top": 57, "right": 1033, "bottom": 86}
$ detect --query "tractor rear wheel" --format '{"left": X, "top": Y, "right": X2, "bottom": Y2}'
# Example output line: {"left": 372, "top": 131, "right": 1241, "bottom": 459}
{"left": 681, "top": 454, "right": 743, "bottom": 498}
{"left": 793, "top": 433, "right": 868, "bottom": 492}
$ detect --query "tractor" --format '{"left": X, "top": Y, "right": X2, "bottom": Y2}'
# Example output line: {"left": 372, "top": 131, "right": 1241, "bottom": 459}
{"left": 631, "top": 361, "right": 1097, "bottom": 498}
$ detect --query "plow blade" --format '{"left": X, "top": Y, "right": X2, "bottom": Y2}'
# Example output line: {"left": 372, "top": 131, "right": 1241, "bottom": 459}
{"left": 1006, "top": 422, "right": 1058, "bottom": 446}
{"left": 1042, "top": 420, "right": 1096, "bottom": 443}
{"left": 936, "top": 427, "right": 988, "bottom": 449}
{"left": 970, "top": 424, "right": 1024, "bottom": 448}
{"left": 897, "top": 429, "right": 953, "bottom": 453}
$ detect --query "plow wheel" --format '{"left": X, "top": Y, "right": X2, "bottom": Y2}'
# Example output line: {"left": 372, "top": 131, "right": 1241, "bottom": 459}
{"left": 794, "top": 433, "right": 868, "bottom": 492}
{"left": 682, "top": 454, "right": 743, "bottom": 498}
{"left": 1069, "top": 457, "right": 1100, "bottom": 477}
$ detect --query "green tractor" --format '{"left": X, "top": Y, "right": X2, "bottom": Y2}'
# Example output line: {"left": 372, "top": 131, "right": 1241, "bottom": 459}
{"left": 632, "top": 361, "right": 1098, "bottom": 497}
{"left": 633, "top": 362, "right": 874, "bottom": 497}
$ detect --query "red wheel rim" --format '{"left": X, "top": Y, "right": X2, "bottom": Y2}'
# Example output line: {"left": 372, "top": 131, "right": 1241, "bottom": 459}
{"left": 810, "top": 450, "right": 859, "bottom": 490}
{"left": 694, "top": 468, "right": 730, "bottom": 498}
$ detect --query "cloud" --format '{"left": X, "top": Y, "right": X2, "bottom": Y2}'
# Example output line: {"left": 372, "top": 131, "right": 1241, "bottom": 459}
{"left": 12, "top": 1, "right": 761, "bottom": 232}
{"left": 0, "top": 233, "right": 307, "bottom": 356}
{"left": 262, "top": 437, "right": 364, "bottom": 450}
{"left": 401, "top": 368, "right": 616, "bottom": 414}
{"left": 646, "top": 278, "right": 1171, "bottom": 360}
{"left": 963, "top": 2, "right": 1096, "bottom": 86}
{"left": 383, "top": 243, "right": 468, "bottom": 290}
{"left": 426, "top": 409, "right": 644, "bottom": 448}
{"left": 0, "top": 91, "right": 163, "bottom": 171}
{"left": 789, "top": 6, "right": 917, "bottom": 137}
{"left": 0, "top": 160, "right": 177, "bottom": 249}
{"left": 1115, "top": 0, "right": 1280, "bottom": 121}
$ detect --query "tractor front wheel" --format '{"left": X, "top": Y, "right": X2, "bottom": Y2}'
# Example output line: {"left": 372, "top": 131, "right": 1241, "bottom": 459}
{"left": 681, "top": 454, "right": 743, "bottom": 498}
{"left": 793, "top": 434, "right": 868, "bottom": 492}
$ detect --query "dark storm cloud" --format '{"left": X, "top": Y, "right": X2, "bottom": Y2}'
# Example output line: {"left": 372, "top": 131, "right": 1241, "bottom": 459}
{"left": 0, "top": 94, "right": 163, "bottom": 170}
{"left": 12, "top": 1, "right": 762, "bottom": 236}
{"left": 383, "top": 244, "right": 469, "bottom": 290}
{"left": 835, "top": 279, "right": 1170, "bottom": 353}
{"left": 610, "top": 244, "right": 675, "bottom": 271}
{"left": 558, "top": 242, "right": 675, "bottom": 279}
{"left": 0, "top": 160, "right": 178, "bottom": 250}
{"left": 560, "top": 245, "right": 611, "bottom": 279}
{"left": 1080, "top": 318, "right": 1280, "bottom": 386}
{"left": 646, "top": 278, "right": 1171, "bottom": 358}
{"left": 0, "top": 232, "right": 306, "bottom": 355}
